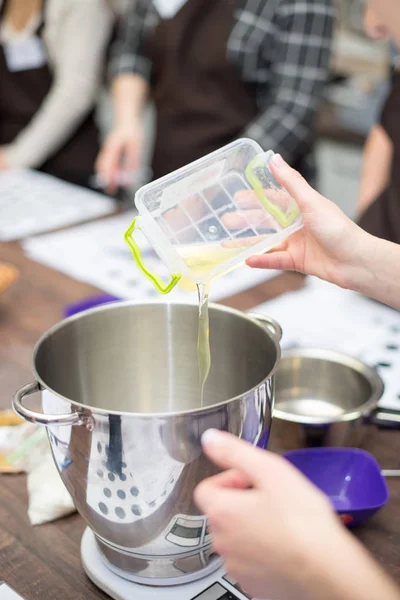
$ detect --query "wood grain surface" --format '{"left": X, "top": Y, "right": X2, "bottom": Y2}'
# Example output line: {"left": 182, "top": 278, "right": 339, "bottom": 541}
{"left": 1, "top": 240, "right": 399, "bottom": 599}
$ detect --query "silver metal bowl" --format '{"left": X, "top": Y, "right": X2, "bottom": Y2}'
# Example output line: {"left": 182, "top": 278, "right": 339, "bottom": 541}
{"left": 13, "top": 301, "right": 281, "bottom": 585}
{"left": 270, "top": 348, "right": 388, "bottom": 450}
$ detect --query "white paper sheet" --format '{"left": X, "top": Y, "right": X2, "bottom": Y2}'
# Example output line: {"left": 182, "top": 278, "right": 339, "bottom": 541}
{"left": 0, "top": 582, "right": 27, "bottom": 600}
{"left": 253, "top": 277, "right": 400, "bottom": 411}
{"left": 0, "top": 169, "right": 116, "bottom": 241}
{"left": 22, "top": 211, "right": 279, "bottom": 302}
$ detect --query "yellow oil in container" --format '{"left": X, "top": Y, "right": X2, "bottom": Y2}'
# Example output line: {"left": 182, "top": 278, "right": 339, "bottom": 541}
{"left": 177, "top": 243, "right": 245, "bottom": 279}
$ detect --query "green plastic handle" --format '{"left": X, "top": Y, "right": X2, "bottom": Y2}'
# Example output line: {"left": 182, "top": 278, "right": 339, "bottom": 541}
{"left": 124, "top": 218, "right": 181, "bottom": 294}
{"left": 245, "top": 154, "right": 300, "bottom": 228}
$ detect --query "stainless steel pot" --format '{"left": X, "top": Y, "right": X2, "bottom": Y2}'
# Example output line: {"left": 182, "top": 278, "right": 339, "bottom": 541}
{"left": 270, "top": 348, "right": 399, "bottom": 451}
{"left": 13, "top": 301, "right": 281, "bottom": 585}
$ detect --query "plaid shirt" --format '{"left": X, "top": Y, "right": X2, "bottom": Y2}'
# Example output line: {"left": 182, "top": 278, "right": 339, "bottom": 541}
{"left": 110, "top": 0, "right": 335, "bottom": 177}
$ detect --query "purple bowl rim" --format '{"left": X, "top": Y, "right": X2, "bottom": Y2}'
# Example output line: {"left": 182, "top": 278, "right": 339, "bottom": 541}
{"left": 63, "top": 295, "right": 122, "bottom": 316}
{"left": 283, "top": 447, "right": 377, "bottom": 459}
{"left": 65, "top": 294, "right": 121, "bottom": 306}
{"left": 283, "top": 447, "right": 389, "bottom": 510}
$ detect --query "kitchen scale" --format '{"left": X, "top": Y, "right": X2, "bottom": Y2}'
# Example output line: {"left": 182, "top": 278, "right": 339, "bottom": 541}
{"left": 81, "top": 528, "right": 254, "bottom": 600}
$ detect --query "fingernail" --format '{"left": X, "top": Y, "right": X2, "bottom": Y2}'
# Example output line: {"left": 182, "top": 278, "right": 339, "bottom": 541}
{"left": 271, "top": 153, "right": 286, "bottom": 170}
{"left": 201, "top": 429, "right": 221, "bottom": 447}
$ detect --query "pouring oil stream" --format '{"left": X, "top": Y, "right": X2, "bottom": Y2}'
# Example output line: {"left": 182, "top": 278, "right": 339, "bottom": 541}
{"left": 197, "top": 282, "right": 211, "bottom": 408}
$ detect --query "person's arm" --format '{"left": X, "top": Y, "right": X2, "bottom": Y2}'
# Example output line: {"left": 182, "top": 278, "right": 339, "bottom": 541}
{"left": 315, "top": 532, "right": 400, "bottom": 600}
{"left": 357, "top": 124, "right": 393, "bottom": 215}
{"left": 242, "top": 154, "right": 400, "bottom": 311}
{"left": 3, "top": 0, "right": 114, "bottom": 169}
{"left": 111, "top": 74, "right": 149, "bottom": 130}
{"left": 96, "top": 0, "right": 157, "bottom": 190}
{"left": 108, "top": 0, "right": 157, "bottom": 86}
{"left": 358, "top": 234, "right": 400, "bottom": 312}
{"left": 195, "top": 431, "right": 400, "bottom": 600}
{"left": 95, "top": 73, "right": 149, "bottom": 190}
{"left": 240, "top": 0, "right": 335, "bottom": 165}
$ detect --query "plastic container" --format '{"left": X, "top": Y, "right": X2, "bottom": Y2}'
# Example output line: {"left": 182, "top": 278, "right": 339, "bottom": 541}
{"left": 283, "top": 447, "right": 389, "bottom": 527}
{"left": 124, "top": 139, "right": 302, "bottom": 293}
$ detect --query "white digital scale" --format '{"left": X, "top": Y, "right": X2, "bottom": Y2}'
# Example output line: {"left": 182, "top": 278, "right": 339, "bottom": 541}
{"left": 81, "top": 528, "right": 254, "bottom": 600}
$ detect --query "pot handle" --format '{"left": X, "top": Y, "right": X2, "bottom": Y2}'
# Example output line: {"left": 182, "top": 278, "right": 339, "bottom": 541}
{"left": 368, "top": 408, "right": 400, "bottom": 429}
{"left": 13, "top": 382, "right": 84, "bottom": 427}
{"left": 248, "top": 313, "right": 283, "bottom": 342}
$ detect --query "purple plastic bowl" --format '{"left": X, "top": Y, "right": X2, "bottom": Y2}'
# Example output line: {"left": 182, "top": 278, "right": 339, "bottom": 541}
{"left": 283, "top": 447, "right": 389, "bottom": 527}
{"left": 63, "top": 294, "right": 121, "bottom": 318}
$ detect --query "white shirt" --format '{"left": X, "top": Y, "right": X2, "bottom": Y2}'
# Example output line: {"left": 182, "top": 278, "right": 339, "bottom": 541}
{"left": 0, "top": 0, "right": 114, "bottom": 170}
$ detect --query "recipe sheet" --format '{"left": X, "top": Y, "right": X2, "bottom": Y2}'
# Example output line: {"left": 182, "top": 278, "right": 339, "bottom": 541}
{"left": 0, "top": 169, "right": 116, "bottom": 241}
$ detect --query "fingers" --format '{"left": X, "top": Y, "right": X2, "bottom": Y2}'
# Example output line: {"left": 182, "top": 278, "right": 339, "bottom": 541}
{"left": 222, "top": 210, "right": 277, "bottom": 232}
{"left": 96, "top": 140, "right": 123, "bottom": 194}
{"left": 247, "top": 253, "right": 291, "bottom": 271}
{"left": 200, "top": 430, "right": 315, "bottom": 495}
{"left": 200, "top": 430, "right": 280, "bottom": 489}
{"left": 194, "top": 463, "right": 252, "bottom": 521}
{"left": 200, "top": 468, "right": 251, "bottom": 491}
{"left": 222, "top": 209, "right": 262, "bottom": 229}
{"left": 245, "top": 238, "right": 297, "bottom": 272}
{"left": 222, "top": 234, "right": 267, "bottom": 249}
{"left": 122, "top": 138, "right": 140, "bottom": 172}
{"left": 96, "top": 133, "right": 141, "bottom": 194}
{"left": 234, "top": 190, "right": 260, "bottom": 209}
{"left": 270, "top": 154, "right": 322, "bottom": 214}
{"left": 246, "top": 249, "right": 296, "bottom": 272}
{"left": 234, "top": 188, "right": 291, "bottom": 212}
{"left": 194, "top": 476, "right": 252, "bottom": 521}
{"left": 198, "top": 431, "right": 332, "bottom": 523}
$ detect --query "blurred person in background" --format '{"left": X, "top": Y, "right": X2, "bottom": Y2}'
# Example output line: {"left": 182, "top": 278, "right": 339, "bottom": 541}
{"left": 391, "top": 42, "right": 400, "bottom": 69}
{"left": 356, "top": 7, "right": 400, "bottom": 243}
{"left": 194, "top": 3, "right": 400, "bottom": 598}
{"left": 0, "top": 0, "right": 114, "bottom": 188}
{"left": 97, "top": 0, "right": 335, "bottom": 192}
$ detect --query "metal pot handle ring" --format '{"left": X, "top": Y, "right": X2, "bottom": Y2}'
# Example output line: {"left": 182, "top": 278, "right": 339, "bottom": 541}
{"left": 248, "top": 313, "right": 283, "bottom": 342}
{"left": 13, "top": 382, "right": 84, "bottom": 427}
{"left": 369, "top": 408, "right": 400, "bottom": 428}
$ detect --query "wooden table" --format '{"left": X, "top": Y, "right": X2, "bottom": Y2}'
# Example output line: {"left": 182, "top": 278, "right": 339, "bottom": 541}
{"left": 1, "top": 241, "right": 399, "bottom": 599}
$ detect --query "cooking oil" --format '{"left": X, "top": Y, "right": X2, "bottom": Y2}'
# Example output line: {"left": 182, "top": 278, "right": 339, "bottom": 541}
{"left": 176, "top": 244, "right": 249, "bottom": 407}
{"left": 197, "top": 282, "right": 210, "bottom": 408}
{"left": 177, "top": 243, "right": 245, "bottom": 279}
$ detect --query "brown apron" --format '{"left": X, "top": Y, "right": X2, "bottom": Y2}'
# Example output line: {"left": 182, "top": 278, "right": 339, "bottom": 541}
{"left": 144, "top": 0, "right": 259, "bottom": 180}
{"left": 0, "top": 0, "right": 100, "bottom": 188}
{"left": 358, "top": 71, "right": 400, "bottom": 244}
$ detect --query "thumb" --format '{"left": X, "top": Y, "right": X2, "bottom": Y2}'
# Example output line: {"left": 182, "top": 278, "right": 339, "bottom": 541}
{"left": 269, "top": 154, "right": 323, "bottom": 215}
{"left": 201, "top": 430, "right": 281, "bottom": 489}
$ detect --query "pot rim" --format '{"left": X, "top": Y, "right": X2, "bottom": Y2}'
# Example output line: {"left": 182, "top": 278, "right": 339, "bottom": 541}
{"left": 273, "top": 347, "right": 384, "bottom": 425}
{"left": 31, "top": 299, "right": 281, "bottom": 418}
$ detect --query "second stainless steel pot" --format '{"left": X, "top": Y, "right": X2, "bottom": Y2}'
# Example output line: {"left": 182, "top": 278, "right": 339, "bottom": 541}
{"left": 270, "top": 348, "right": 399, "bottom": 450}
{"left": 13, "top": 301, "right": 281, "bottom": 585}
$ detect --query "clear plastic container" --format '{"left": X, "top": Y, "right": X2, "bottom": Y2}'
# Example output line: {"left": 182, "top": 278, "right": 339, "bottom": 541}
{"left": 125, "top": 139, "right": 302, "bottom": 293}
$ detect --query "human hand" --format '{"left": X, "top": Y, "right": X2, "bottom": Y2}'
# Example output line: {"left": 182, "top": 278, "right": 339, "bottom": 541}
{"left": 245, "top": 154, "right": 373, "bottom": 291}
{"left": 95, "top": 121, "right": 143, "bottom": 194}
{"left": 0, "top": 148, "right": 9, "bottom": 170}
{"left": 195, "top": 430, "right": 341, "bottom": 600}
{"left": 195, "top": 430, "right": 400, "bottom": 600}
